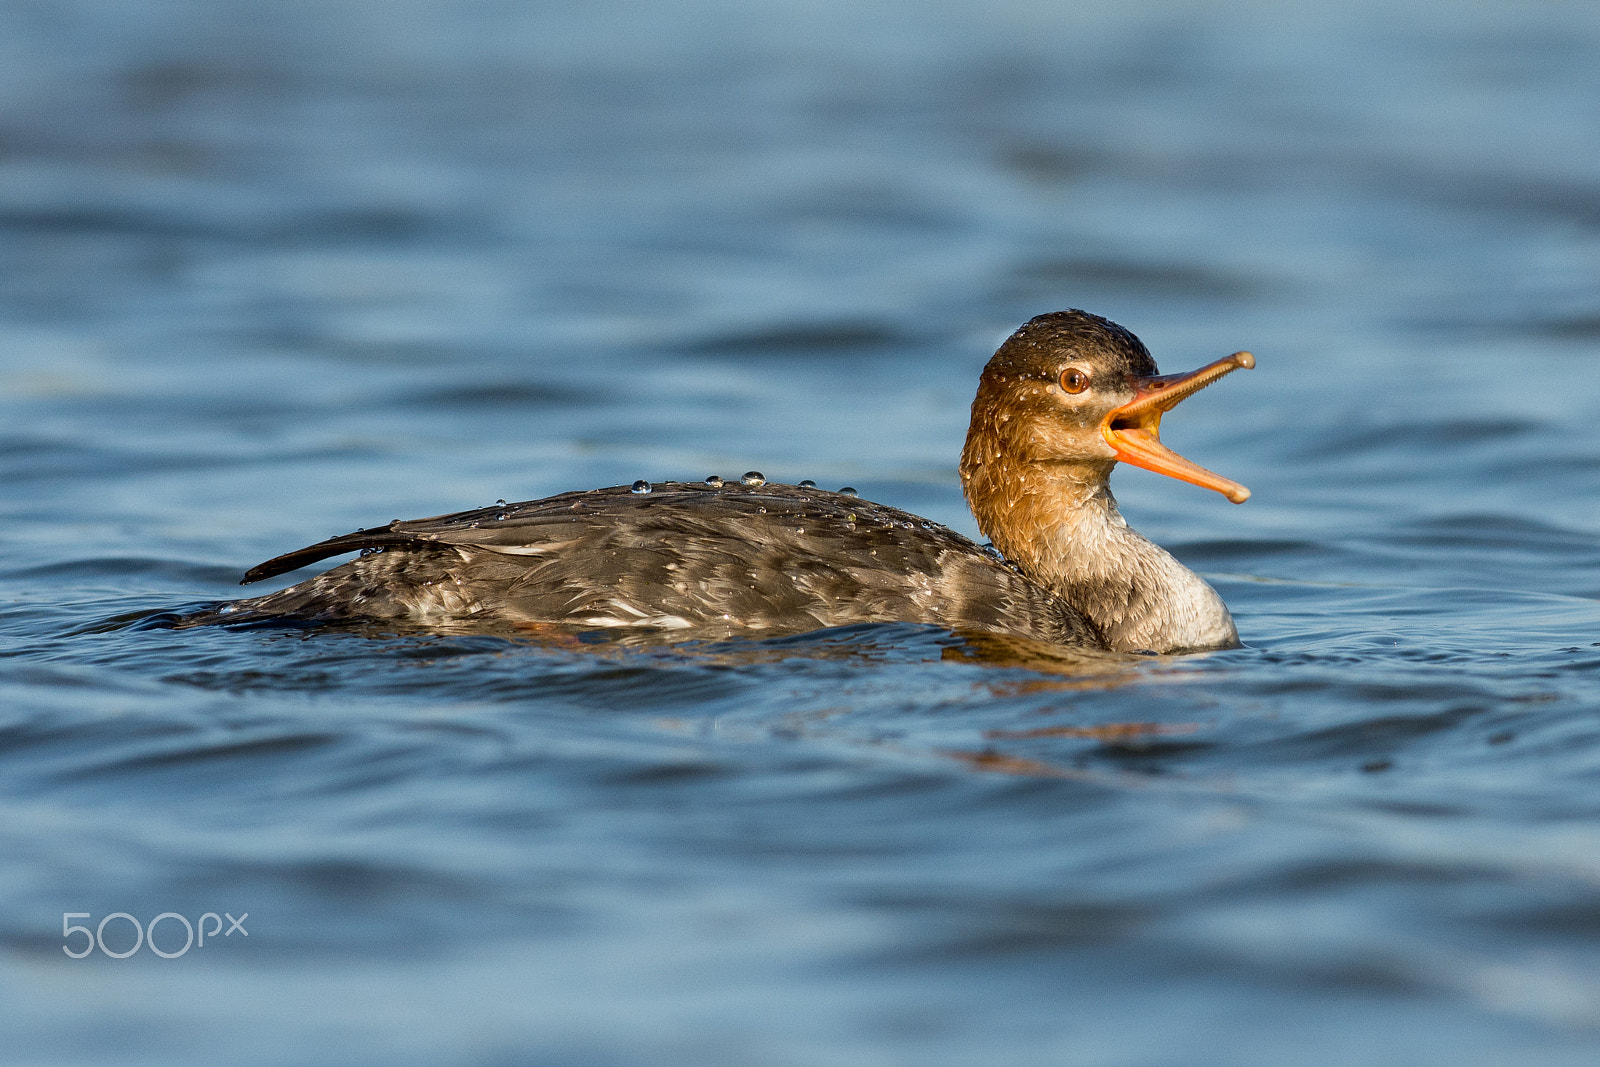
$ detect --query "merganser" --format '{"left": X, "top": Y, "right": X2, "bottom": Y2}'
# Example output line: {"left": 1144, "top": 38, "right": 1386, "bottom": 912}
{"left": 180, "top": 310, "right": 1254, "bottom": 653}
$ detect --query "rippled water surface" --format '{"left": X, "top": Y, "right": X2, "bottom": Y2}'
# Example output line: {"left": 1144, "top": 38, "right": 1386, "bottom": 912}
{"left": 6, "top": 1, "right": 1600, "bottom": 1063}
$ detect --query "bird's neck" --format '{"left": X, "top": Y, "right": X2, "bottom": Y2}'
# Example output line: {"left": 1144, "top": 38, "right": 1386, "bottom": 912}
{"left": 962, "top": 462, "right": 1239, "bottom": 653}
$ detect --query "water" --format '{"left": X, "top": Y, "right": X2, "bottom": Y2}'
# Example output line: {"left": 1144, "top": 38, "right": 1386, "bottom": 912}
{"left": 3, "top": 1, "right": 1600, "bottom": 1063}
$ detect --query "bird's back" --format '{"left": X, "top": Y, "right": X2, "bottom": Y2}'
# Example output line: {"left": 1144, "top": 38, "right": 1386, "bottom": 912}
{"left": 186, "top": 482, "right": 1100, "bottom": 646}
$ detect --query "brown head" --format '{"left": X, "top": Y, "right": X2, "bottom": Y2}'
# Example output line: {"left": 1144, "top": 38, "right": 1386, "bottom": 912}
{"left": 960, "top": 310, "right": 1253, "bottom": 550}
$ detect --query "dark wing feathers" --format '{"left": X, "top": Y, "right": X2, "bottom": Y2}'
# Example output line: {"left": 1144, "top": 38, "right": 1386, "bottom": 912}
{"left": 244, "top": 484, "right": 953, "bottom": 583}
{"left": 231, "top": 482, "right": 1099, "bottom": 646}
{"left": 241, "top": 525, "right": 421, "bottom": 584}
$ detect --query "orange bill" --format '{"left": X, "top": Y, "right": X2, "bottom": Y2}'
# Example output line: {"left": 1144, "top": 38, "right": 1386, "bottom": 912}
{"left": 1101, "top": 351, "right": 1255, "bottom": 503}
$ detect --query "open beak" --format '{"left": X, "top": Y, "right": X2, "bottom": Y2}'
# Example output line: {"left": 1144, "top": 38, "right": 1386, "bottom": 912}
{"left": 1101, "top": 351, "right": 1255, "bottom": 504}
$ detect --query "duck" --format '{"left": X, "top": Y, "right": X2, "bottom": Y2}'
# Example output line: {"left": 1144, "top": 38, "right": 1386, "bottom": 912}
{"left": 178, "top": 310, "right": 1254, "bottom": 654}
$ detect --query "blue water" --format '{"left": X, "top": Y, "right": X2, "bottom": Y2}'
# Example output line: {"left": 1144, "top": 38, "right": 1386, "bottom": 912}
{"left": 5, "top": 1, "right": 1600, "bottom": 1063}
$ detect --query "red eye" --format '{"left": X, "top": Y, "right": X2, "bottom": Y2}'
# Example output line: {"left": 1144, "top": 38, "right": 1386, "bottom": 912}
{"left": 1059, "top": 368, "right": 1090, "bottom": 394}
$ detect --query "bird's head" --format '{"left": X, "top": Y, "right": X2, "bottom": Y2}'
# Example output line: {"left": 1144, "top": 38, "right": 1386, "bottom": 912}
{"left": 960, "top": 309, "right": 1254, "bottom": 506}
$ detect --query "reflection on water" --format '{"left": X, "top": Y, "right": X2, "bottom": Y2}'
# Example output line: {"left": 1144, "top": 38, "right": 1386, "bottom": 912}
{"left": 5, "top": 0, "right": 1600, "bottom": 1064}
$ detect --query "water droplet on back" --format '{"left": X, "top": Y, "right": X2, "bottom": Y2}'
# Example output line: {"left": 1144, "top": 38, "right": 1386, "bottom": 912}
{"left": 705, "top": 475, "right": 724, "bottom": 487}
{"left": 495, "top": 499, "right": 507, "bottom": 507}
{"left": 631, "top": 479, "right": 652, "bottom": 494}
{"left": 799, "top": 479, "right": 816, "bottom": 489}
{"left": 741, "top": 471, "right": 765, "bottom": 486}
{"left": 839, "top": 487, "right": 857, "bottom": 497}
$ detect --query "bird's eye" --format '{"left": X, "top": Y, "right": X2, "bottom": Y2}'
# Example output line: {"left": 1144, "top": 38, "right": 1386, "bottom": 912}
{"left": 1059, "top": 368, "right": 1090, "bottom": 394}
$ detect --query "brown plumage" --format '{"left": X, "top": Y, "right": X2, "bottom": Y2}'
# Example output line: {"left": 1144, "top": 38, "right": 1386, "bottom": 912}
{"left": 178, "top": 310, "right": 1255, "bottom": 653}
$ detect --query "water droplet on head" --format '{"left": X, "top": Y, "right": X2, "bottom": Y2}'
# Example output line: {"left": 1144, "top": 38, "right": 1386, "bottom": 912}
{"left": 839, "top": 487, "right": 857, "bottom": 497}
{"left": 799, "top": 479, "right": 816, "bottom": 489}
{"left": 218, "top": 604, "right": 238, "bottom": 615}
{"left": 495, "top": 499, "right": 507, "bottom": 507}
{"left": 705, "top": 475, "right": 724, "bottom": 487}
{"left": 631, "top": 479, "right": 652, "bottom": 494}
{"left": 741, "top": 471, "right": 765, "bottom": 486}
